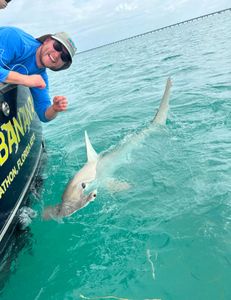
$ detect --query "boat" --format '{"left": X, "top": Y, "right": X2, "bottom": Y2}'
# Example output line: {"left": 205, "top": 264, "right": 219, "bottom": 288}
{"left": 0, "top": 83, "right": 44, "bottom": 257}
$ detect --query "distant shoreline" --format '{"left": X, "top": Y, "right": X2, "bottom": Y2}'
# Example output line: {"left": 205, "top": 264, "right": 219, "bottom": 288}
{"left": 79, "top": 7, "right": 231, "bottom": 54}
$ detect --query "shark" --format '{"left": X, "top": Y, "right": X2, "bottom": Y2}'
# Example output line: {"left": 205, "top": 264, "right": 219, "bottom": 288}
{"left": 43, "top": 78, "right": 172, "bottom": 220}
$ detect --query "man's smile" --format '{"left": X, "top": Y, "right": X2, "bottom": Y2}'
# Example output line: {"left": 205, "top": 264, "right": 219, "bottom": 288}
{"left": 48, "top": 53, "right": 56, "bottom": 63}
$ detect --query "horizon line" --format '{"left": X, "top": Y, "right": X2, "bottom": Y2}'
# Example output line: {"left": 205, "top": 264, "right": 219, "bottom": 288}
{"left": 79, "top": 7, "right": 231, "bottom": 54}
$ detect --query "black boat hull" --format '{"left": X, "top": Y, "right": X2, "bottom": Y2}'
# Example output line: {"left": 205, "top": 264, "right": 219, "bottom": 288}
{"left": 0, "top": 84, "right": 44, "bottom": 254}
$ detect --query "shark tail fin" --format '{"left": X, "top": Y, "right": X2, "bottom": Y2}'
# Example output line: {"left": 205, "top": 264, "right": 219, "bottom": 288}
{"left": 152, "top": 77, "right": 172, "bottom": 125}
{"left": 85, "top": 131, "right": 98, "bottom": 162}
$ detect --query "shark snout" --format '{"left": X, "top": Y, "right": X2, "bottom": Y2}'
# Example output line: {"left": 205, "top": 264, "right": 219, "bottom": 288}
{"left": 81, "top": 180, "right": 97, "bottom": 200}
{"left": 88, "top": 189, "right": 97, "bottom": 201}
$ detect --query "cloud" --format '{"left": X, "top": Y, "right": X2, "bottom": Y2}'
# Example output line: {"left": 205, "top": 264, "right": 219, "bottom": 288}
{"left": 115, "top": 2, "right": 138, "bottom": 13}
{"left": 165, "top": 0, "right": 190, "bottom": 12}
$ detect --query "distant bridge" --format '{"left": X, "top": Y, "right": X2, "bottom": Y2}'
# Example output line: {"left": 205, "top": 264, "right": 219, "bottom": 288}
{"left": 80, "top": 7, "right": 231, "bottom": 54}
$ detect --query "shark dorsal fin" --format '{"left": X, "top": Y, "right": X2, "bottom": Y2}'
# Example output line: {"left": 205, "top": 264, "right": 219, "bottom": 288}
{"left": 85, "top": 131, "right": 98, "bottom": 162}
{"left": 152, "top": 77, "right": 172, "bottom": 125}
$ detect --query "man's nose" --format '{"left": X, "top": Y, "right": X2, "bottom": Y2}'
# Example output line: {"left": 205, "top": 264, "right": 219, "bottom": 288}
{"left": 52, "top": 50, "right": 61, "bottom": 60}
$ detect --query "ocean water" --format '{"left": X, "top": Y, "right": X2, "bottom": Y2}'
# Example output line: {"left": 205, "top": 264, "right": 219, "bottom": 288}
{"left": 1, "top": 11, "right": 231, "bottom": 300}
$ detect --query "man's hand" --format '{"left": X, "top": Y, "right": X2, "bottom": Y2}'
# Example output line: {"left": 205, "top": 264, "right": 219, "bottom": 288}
{"left": 45, "top": 96, "right": 68, "bottom": 121}
{"left": 0, "top": 0, "right": 7, "bottom": 9}
{"left": 26, "top": 74, "right": 46, "bottom": 89}
{"left": 52, "top": 96, "right": 68, "bottom": 112}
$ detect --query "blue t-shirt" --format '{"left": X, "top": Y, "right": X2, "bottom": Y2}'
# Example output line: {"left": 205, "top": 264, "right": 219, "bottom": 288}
{"left": 0, "top": 26, "right": 51, "bottom": 122}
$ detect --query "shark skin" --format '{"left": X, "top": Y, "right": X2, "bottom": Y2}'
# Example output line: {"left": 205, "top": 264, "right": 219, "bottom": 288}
{"left": 43, "top": 188, "right": 97, "bottom": 220}
{"left": 43, "top": 78, "right": 172, "bottom": 220}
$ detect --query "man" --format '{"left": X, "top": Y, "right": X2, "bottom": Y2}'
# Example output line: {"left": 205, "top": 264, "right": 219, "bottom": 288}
{"left": 0, "top": 26, "right": 77, "bottom": 122}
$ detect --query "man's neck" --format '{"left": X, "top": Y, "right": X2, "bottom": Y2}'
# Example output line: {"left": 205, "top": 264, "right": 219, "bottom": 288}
{"left": 36, "top": 46, "right": 45, "bottom": 69}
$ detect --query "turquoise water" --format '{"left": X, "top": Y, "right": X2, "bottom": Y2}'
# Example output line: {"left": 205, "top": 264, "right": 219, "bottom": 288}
{"left": 1, "top": 11, "right": 231, "bottom": 300}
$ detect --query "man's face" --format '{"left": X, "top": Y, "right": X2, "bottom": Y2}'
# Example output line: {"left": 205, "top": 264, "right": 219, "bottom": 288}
{"left": 38, "top": 38, "right": 68, "bottom": 70}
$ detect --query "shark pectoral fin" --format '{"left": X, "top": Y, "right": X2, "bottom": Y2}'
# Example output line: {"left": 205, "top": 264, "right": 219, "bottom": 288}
{"left": 85, "top": 131, "right": 98, "bottom": 162}
{"left": 105, "top": 178, "right": 132, "bottom": 193}
{"left": 42, "top": 204, "right": 61, "bottom": 220}
{"left": 58, "top": 205, "right": 78, "bottom": 218}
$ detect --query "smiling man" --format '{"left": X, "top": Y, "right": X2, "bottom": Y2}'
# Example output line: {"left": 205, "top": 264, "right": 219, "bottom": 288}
{"left": 0, "top": 27, "right": 77, "bottom": 122}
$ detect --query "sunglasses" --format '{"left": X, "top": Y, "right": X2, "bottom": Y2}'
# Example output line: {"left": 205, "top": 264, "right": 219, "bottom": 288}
{"left": 53, "top": 40, "right": 71, "bottom": 63}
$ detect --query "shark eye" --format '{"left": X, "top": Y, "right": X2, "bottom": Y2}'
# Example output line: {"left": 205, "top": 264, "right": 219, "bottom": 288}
{"left": 93, "top": 193, "right": 97, "bottom": 198}
{"left": 82, "top": 183, "right": 86, "bottom": 189}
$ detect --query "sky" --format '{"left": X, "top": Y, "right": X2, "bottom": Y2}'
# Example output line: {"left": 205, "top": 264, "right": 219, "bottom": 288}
{"left": 0, "top": 0, "right": 230, "bottom": 52}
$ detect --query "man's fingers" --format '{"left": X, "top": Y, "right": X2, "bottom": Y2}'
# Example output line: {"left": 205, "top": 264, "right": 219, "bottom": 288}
{"left": 52, "top": 96, "right": 68, "bottom": 112}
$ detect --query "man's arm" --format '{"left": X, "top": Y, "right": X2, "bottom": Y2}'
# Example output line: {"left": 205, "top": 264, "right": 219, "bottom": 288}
{"left": 4, "top": 72, "right": 68, "bottom": 122}
{"left": 4, "top": 71, "right": 46, "bottom": 89}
